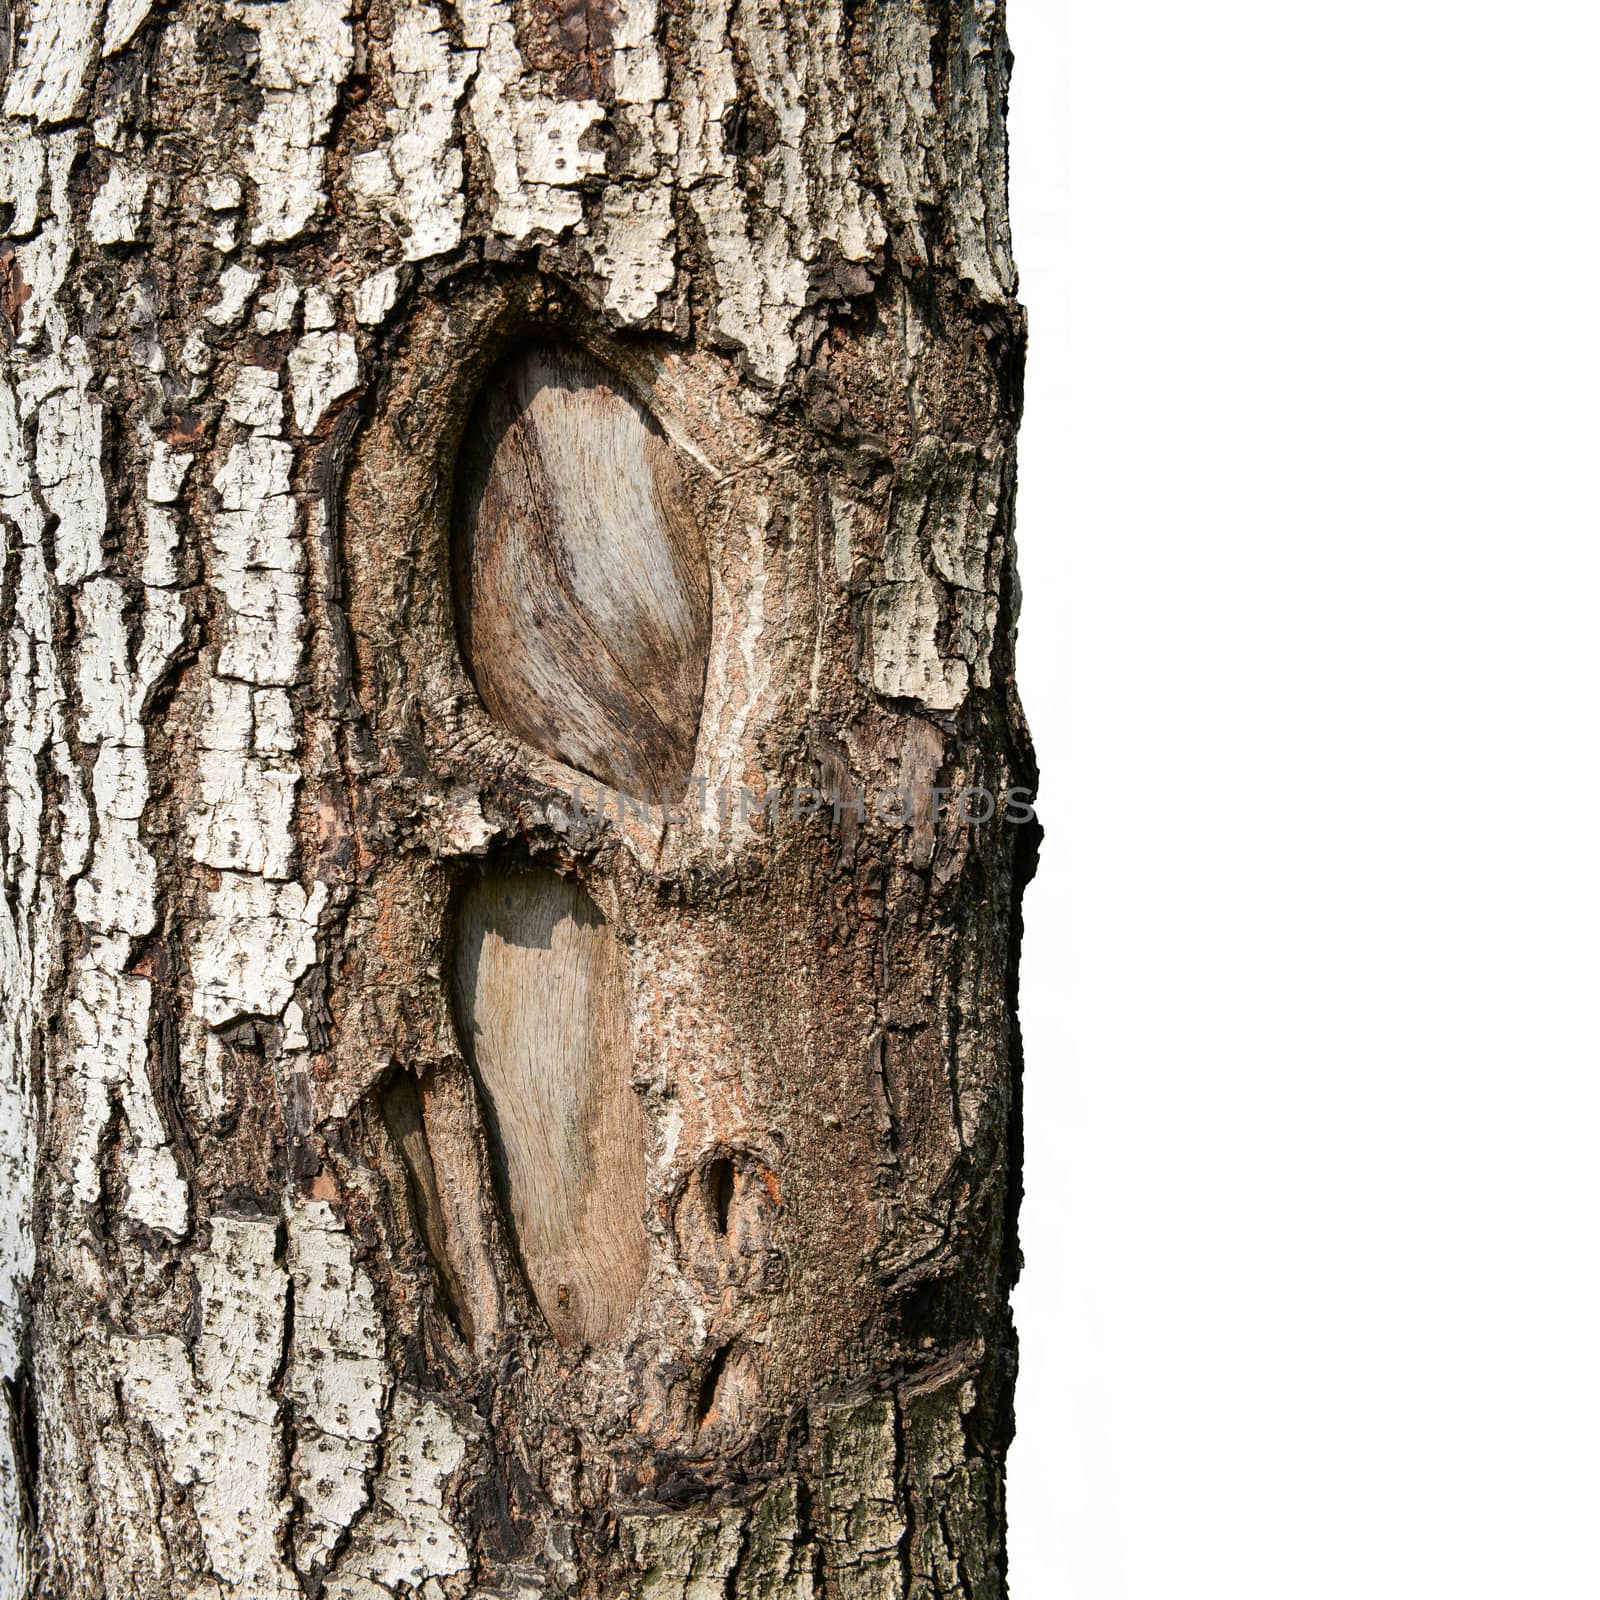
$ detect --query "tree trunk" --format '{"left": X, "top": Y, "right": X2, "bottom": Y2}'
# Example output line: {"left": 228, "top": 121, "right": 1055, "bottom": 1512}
{"left": 0, "top": 0, "right": 1034, "bottom": 1595}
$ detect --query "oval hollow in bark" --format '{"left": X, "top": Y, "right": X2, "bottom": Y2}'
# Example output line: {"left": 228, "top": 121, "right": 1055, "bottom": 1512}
{"left": 452, "top": 345, "right": 711, "bottom": 799}
{"left": 450, "top": 868, "right": 649, "bottom": 1345}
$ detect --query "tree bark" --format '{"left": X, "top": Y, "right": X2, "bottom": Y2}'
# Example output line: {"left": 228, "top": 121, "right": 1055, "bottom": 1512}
{"left": 0, "top": 0, "right": 1034, "bottom": 1595}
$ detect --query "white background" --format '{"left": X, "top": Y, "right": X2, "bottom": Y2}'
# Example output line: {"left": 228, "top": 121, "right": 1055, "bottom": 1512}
{"left": 1007, "top": 3, "right": 1600, "bottom": 1596}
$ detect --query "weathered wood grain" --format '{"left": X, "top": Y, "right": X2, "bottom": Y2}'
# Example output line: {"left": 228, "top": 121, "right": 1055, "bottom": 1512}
{"left": 450, "top": 867, "right": 649, "bottom": 1346}
{"left": 453, "top": 346, "right": 711, "bottom": 798}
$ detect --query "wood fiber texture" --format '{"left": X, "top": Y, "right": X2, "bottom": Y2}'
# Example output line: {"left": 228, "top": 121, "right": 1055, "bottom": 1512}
{"left": 454, "top": 346, "right": 711, "bottom": 798}
{"left": 450, "top": 868, "right": 649, "bottom": 1346}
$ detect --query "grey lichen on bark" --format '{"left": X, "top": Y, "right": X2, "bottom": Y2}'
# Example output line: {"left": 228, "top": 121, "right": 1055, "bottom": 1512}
{"left": 0, "top": 0, "right": 1034, "bottom": 1597}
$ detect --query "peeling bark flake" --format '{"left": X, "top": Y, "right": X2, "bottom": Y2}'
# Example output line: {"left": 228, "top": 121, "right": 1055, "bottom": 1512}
{"left": 459, "top": 0, "right": 605, "bottom": 241}
{"left": 233, "top": 0, "right": 355, "bottom": 244}
{"left": 348, "top": 2, "right": 473, "bottom": 261}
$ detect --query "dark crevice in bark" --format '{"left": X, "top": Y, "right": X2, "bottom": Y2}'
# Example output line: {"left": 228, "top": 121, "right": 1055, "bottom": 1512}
{"left": 706, "top": 1156, "right": 736, "bottom": 1237}
{"left": 694, "top": 1341, "right": 734, "bottom": 1430}
{"left": 1, "top": 1367, "right": 35, "bottom": 1549}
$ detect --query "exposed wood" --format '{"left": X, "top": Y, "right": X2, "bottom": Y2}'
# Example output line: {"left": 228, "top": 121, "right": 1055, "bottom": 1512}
{"left": 375, "top": 1059, "right": 510, "bottom": 1353}
{"left": 454, "top": 345, "right": 711, "bottom": 799}
{"left": 450, "top": 867, "right": 649, "bottom": 1346}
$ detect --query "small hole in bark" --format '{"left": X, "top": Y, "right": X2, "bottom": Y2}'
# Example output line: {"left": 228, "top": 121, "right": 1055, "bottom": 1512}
{"left": 706, "top": 1157, "right": 735, "bottom": 1236}
{"left": 894, "top": 1275, "right": 957, "bottom": 1350}
{"left": 694, "top": 1343, "right": 733, "bottom": 1428}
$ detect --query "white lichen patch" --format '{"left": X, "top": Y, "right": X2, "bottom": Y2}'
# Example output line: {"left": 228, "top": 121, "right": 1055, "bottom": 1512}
{"left": 137, "top": 579, "right": 186, "bottom": 687}
{"left": 88, "top": 160, "right": 150, "bottom": 244}
{"left": 459, "top": 0, "right": 605, "bottom": 240}
{"left": 192, "top": 872, "right": 326, "bottom": 1026}
{"left": 0, "top": 130, "right": 47, "bottom": 233}
{"left": 254, "top": 275, "right": 301, "bottom": 334}
{"left": 191, "top": 739, "right": 299, "bottom": 877}
{"left": 675, "top": 6, "right": 806, "bottom": 385}
{"left": 866, "top": 580, "right": 967, "bottom": 711}
{"left": 209, "top": 435, "right": 305, "bottom": 682}
{"left": 2, "top": 0, "right": 103, "bottom": 125}
{"left": 146, "top": 441, "right": 193, "bottom": 505}
{"left": 348, "top": 2, "right": 472, "bottom": 261}
{"left": 233, "top": 0, "right": 355, "bottom": 243}
{"left": 288, "top": 331, "right": 359, "bottom": 432}
{"left": 118, "top": 1216, "right": 300, "bottom": 1594}
{"left": 323, "top": 1392, "right": 471, "bottom": 1596}
{"left": 46, "top": 353, "right": 194, "bottom": 1239}
{"left": 224, "top": 364, "right": 284, "bottom": 430}
{"left": 609, "top": 0, "right": 668, "bottom": 105}
{"left": 666, "top": 0, "right": 892, "bottom": 384}
{"left": 0, "top": 124, "right": 205, "bottom": 1383}
{"left": 180, "top": 328, "right": 214, "bottom": 380}
{"left": 67, "top": 937, "right": 187, "bottom": 1234}
{"left": 190, "top": 423, "right": 305, "bottom": 880}
{"left": 593, "top": 185, "right": 677, "bottom": 324}
{"left": 71, "top": 574, "right": 140, "bottom": 786}
{"left": 35, "top": 356, "right": 107, "bottom": 587}
{"left": 352, "top": 268, "right": 400, "bottom": 327}
{"left": 0, "top": 156, "right": 77, "bottom": 1588}
{"left": 287, "top": 1201, "right": 387, "bottom": 1578}
{"left": 730, "top": 0, "right": 885, "bottom": 269}
{"left": 304, "top": 286, "right": 337, "bottom": 330}
{"left": 103, "top": 0, "right": 155, "bottom": 53}
{"left": 119, "top": 1205, "right": 402, "bottom": 1595}
{"left": 189, "top": 404, "right": 324, "bottom": 1041}
{"left": 253, "top": 688, "right": 299, "bottom": 755}
{"left": 0, "top": 478, "right": 56, "bottom": 1599}
{"left": 205, "top": 264, "right": 261, "bottom": 329}
{"left": 11, "top": 135, "right": 77, "bottom": 349}
{"left": 205, "top": 174, "right": 244, "bottom": 212}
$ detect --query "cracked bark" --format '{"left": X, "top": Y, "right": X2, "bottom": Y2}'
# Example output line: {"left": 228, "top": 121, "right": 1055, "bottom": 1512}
{"left": 0, "top": 0, "right": 1034, "bottom": 1595}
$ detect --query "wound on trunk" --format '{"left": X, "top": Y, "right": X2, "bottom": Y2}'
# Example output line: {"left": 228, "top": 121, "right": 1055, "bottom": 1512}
{"left": 450, "top": 868, "right": 649, "bottom": 1345}
{"left": 452, "top": 344, "right": 710, "bottom": 799}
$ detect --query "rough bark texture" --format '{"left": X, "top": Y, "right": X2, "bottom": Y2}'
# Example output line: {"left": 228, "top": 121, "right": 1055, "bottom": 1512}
{"left": 0, "top": 1, "right": 1034, "bottom": 1596}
